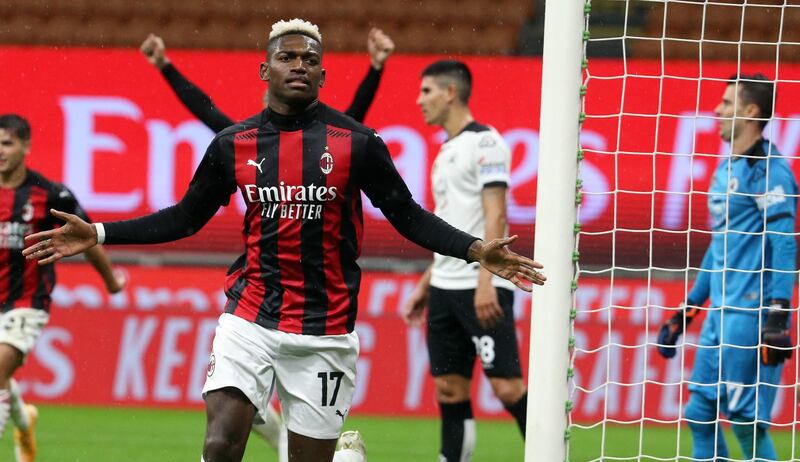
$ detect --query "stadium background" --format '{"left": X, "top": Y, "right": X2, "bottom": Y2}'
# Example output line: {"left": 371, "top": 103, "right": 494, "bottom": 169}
{"left": 3, "top": 1, "right": 800, "bottom": 460}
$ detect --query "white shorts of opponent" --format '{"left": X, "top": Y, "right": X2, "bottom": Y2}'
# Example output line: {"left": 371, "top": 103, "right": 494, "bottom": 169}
{"left": 202, "top": 313, "right": 359, "bottom": 440}
{"left": 0, "top": 308, "right": 50, "bottom": 356}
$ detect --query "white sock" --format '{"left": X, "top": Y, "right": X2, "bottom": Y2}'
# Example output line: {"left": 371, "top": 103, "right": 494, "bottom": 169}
{"left": 278, "top": 422, "right": 288, "bottom": 462}
{"left": 250, "top": 404, "right": 288, "bottom": 462}
{"left": 251, "top": 404, "right": 281, "bottom": 448}
{"left": 0, "top": 389, "right": 11, "bottom": 437}
{"left": 9, "top": 379, "right": 28, "bottom": 430}
{"left": 461, "top": 419, "right": 476, "bottom": 462}
{"left": 332, "top": 449, "right": 366, "bottom": 462}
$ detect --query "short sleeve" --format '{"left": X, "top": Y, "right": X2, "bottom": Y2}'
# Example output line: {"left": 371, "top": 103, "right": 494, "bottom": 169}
{"left": 474, "top": 130, "right": 511, "bottom": 188}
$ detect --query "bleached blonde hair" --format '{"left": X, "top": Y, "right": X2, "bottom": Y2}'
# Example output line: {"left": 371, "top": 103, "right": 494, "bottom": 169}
{"left": 269, "top": 18, "right": 322, "bottom": 44}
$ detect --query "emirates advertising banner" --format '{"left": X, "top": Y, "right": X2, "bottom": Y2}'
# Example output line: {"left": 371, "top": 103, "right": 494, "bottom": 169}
{"left": 14, "top": 263, "right": 800, "bottom": 424}
{"left": 4, "top": 47, "right": 800, "bottom": 264}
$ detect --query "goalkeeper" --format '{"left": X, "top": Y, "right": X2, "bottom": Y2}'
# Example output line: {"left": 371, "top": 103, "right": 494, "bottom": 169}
{"left": 657, "top": 74, "right": 797, "bottom": 461}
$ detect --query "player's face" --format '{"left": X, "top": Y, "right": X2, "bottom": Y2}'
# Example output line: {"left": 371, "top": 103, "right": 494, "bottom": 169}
{"left": 417, "top": 76, "right": 450, "bottom": 126}
{"left": 261, "top": 34, "right": 325, "bottom": 111}
{"left": 0, "top": 129, "right": 29, "bottom": 176}
{"left": 714, "top": 84, "right": 756, "bottom": 142}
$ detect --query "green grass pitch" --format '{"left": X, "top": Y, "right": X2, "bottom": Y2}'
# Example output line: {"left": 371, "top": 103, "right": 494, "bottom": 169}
{"left": 1, "top": 404, "right": 797, "bottom": 461}
{"left": 0, "top": 405, "right": 524, "bottom": 461}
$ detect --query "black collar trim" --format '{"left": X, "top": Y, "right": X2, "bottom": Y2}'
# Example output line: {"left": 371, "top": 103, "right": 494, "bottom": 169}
{"left": 742, "top": 138, "right": 768, "bottom": 167}
{"left": 264, "top": 100, "right": 320, "bottom": 131}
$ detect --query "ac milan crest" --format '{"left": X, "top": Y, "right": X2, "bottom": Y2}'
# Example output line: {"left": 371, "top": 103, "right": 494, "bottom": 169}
{"left": 207, "top": 353, "right": 216, "bottom": 377}
{"left": 21, "top": 200, "right": 34, "bottom": 222}
{"left": 320, "top": 147, "right": 334, "bottom": 175}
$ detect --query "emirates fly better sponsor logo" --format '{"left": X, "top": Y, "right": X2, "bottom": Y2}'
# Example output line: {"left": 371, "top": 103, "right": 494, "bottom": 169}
{"left": 0, "top": 222, "right": 33, "bottom": 249}
{"left": 243, "top": 182, "right": 337, "bottom": 220}
{"left": 243, "top": 148, "right": 338, "bottom": 220}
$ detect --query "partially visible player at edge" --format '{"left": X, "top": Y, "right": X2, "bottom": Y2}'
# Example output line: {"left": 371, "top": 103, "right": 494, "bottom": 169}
{"left": 403, "top": 60, "right": 528, "bottom": 462}
{"left": 140, "top": 27, "right": 395, "bottom": 130}
{"left": 656, "top": 74, "right": 797, "bottom": 461}
{"left": 0, "top": 114, "right": 126, "bottom": 462}
{"left": 140, "top": 28, "right": 395, "bottom": 462}
{"left": 23, "top": 19, "right": 545, "bottom": 462}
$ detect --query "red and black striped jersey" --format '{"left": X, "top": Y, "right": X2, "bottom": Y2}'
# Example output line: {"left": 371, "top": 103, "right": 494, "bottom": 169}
{"left": 0, "top": 170, "right": 90, "bottom": 311}
{"left": 104, "top": 102, "right": 477, "bottom": 335}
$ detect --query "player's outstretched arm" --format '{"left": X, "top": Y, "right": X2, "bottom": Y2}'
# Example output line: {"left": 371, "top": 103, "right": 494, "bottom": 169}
{"left": 467, "top": 236, "right": 546, "bottom": 292}
{"left": 141, "top": 33, "right": 234, "bottom": 132}
{"left": 23, "top": 209, "right": 98, "bottom": 265}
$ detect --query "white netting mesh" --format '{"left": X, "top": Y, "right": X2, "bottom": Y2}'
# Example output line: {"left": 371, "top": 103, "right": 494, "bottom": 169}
{"left": 568, "top": 1, "right": 800, "bottom": 460}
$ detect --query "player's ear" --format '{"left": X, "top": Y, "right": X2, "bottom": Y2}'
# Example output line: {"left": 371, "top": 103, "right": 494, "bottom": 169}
{"left": 744, "top": 102, "right": 761, "bottom": 121}
{"left": 259, "top": 62, "right": 270, "bottom": 82}
{"left": 446, "top": 82, "right": 458, "bottom": 103}
{"left": 319, "top": 68, "right": 326, "bottom": 88}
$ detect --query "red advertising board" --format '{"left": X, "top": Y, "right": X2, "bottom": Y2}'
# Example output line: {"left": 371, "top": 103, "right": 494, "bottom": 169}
{"left": 14, "top": 263, "right": 800, "bottom": 424}
{"left": 4, "top": 47, "right": 800, "bottom": 265}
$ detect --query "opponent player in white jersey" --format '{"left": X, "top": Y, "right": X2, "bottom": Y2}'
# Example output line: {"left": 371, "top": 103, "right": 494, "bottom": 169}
{"left": 403, "top": 60, "right": 528, "bottom": 462}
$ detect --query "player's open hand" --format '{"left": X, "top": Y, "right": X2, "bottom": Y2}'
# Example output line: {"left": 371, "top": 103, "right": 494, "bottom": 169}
{"left": 367, "top": 28, "right": 395, "bottom": 70}
{"left": 23, "top": 209, "right": 98, "bottom": 265}
{"left": 474, "top": 282, "right": 503, "bottom": 328}
{"left": 471, "top": 236, "right": 545, "bottom": 292}
{"left": 140, "top": 33, "right": 170, "bottom": 69}
{"left": 402, "top": 286, "right": 429, "bottom": 326}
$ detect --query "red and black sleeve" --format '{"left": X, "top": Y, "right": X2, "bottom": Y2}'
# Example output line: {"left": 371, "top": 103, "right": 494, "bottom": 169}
{"left": 359, "top": 131, "right": 478, "bottom": 261}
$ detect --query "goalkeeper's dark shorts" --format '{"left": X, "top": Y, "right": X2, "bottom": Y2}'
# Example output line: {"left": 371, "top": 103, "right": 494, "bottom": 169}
{"left": 427, "top": 286, "right": 522, "bottom": 379}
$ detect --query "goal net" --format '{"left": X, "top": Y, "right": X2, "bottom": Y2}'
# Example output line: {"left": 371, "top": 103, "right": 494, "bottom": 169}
{"left": 529, "top": 1, "right": 800, "bottom": 461}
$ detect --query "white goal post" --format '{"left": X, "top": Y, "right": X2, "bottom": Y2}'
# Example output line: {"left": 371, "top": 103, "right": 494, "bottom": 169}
{"left": 526, "top": 0, "right": 586, "bottom": 461}
{"left": 529, "top": 1, "right": 800, "bottom": 461}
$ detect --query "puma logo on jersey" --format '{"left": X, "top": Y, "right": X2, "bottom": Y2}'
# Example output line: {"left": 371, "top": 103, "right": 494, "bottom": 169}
{"left": 247, "top": 158, "right": 265, "bottom": 174}
{"left": 335, "top": 409, "right": 347, "bottom": 422}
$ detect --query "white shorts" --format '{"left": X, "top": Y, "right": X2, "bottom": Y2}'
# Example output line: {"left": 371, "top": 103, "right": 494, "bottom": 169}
{"left": 0, "top": 308, "right": 49, "bottom": 356}
{"left": 202, "top": 313, "right": 359, "bottom": 440}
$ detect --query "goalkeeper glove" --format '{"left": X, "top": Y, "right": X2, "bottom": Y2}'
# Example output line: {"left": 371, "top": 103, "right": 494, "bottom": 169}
{"left": 657, "top": 303, "right": 700, "bottom": 359}
{"left": 761, "top": 300, "right": 793, "bottom": 366}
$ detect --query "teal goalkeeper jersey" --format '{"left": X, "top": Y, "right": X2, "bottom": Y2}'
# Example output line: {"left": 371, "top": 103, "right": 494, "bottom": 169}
{"left": 687, "top": 139, "right": 798, "bottom": 311}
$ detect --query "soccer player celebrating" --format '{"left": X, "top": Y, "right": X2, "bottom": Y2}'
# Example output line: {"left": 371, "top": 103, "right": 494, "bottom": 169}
{"left": 23, "top": 19, "right": 545, "bottom": 462}
{"left": 402, "top": 61, "right": 528, "bottom": 461}
{"left": 140, "top": 27, "right": 395, "bottom": 130}
{"left": 0, "top": 114, "right": 125, "bottom": 462}
{"left": 656, "top": 74, "right": 797, "bottom": 460}
{"left": 139, "top": 29, "right": 395, "bottom": 461}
